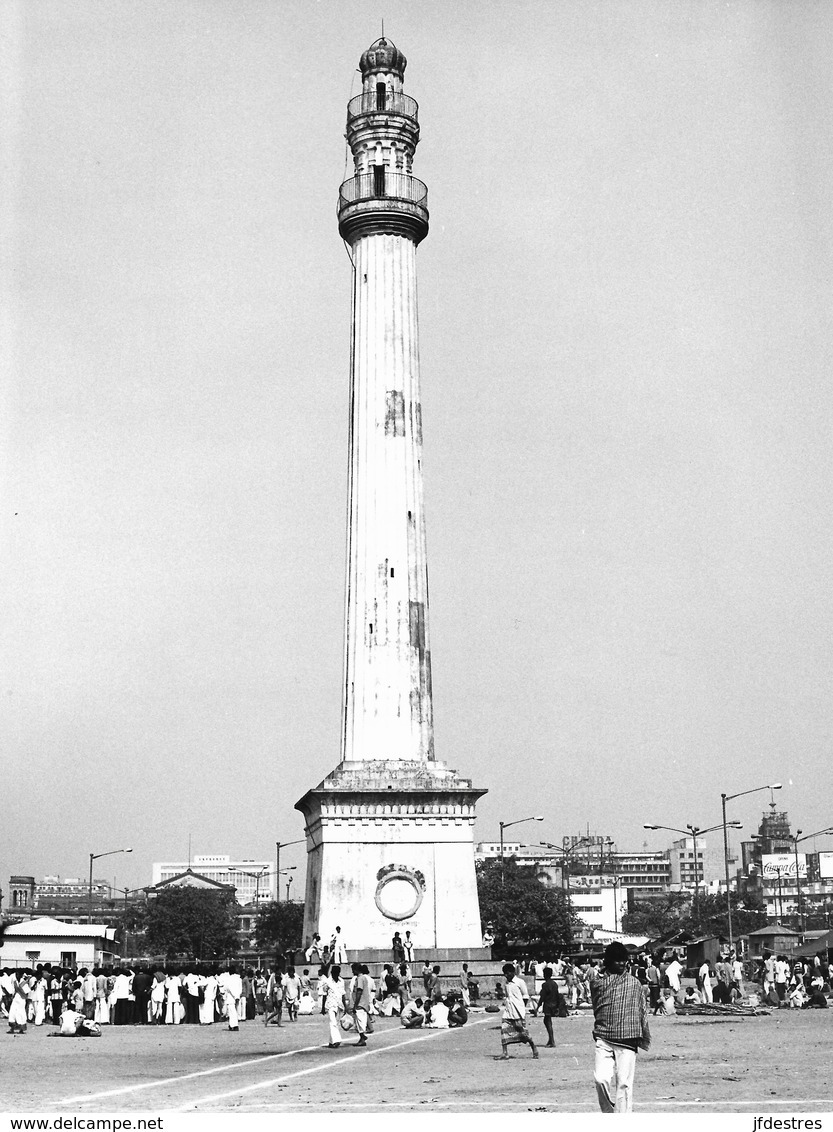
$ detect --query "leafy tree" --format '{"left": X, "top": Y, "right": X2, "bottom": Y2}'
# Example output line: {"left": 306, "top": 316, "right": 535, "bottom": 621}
{"left": 687, "top": 893, "right": 768, "bottom": 939}
{"left": 477, "top": 858, "right": 576, "bottom": 953}
{"left": 254, "top": 901, "right": 305, "bottom": 953}
{"left": 622, "top": 890, "right": 768, "bottom": 940}
{"left": 621, "top": 891, "right": 691, "bottom": 938}
{"left": 144, "top": 888, "right": 239, "bottom": 960}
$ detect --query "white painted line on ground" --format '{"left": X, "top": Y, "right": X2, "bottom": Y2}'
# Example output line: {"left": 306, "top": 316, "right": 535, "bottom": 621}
{"left": 176, "top": 1017, "right": 495, "bottom": 1111}
{"left": 653, "top": 1100, "right": 833, "bottom": 1108}
{"left": 54, "top": 1042, "right": 323, "bottom": 1106}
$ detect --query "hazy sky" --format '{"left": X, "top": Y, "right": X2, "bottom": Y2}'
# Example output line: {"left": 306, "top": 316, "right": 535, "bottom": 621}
{"left": 2, "top": 0, "right": 831, "bottom": 897}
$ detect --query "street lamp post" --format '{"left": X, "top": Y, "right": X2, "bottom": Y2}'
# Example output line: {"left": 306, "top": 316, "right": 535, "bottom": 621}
{"left": 539, "top": 837, "right": 594, "bottom": 920}
{"left": 791, "top": 827, "right": 833, "bottom": 934}
{"left": 604, "top": 838, "right": 620, "bottom": 932}
{"left": 498, "top": 815, "right": 544, "bottom": 884}
{"left": 720, "top": 783, "right": 781, "bottom": 956}
{"left": 643, "top": 821, "right": 741, "bottom": 919}
{"left": 276, "top": 840, "right": 305, "bottom": 902}
{"left": 230, "top": 865, "right": 296, "bottom": 908}
{"left": 89, "top": 847, "right": 132, "bottom": 924}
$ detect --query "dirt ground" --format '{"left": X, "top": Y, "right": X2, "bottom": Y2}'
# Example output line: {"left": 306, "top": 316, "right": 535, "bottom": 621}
{"left": 2, "top": 1006, "right": 831, "bottom": 1114}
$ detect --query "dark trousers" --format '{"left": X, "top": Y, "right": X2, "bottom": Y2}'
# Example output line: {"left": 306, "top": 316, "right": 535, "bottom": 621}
{"left": 135, "top": 991, "right": 150, "bottom": 1023}
{"left": 114, "top": 999, "right": 131, "bottom": 1025}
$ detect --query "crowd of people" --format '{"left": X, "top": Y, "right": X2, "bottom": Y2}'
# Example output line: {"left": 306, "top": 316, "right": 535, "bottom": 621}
{"left": 3, "top": 943, "right": 830, "bottom": 1112}
{"left": 0, "top": 955, "right": 474, "bottom": 1039}
{"left": 1, "top": 963, "right": 319, "bottom": 1033}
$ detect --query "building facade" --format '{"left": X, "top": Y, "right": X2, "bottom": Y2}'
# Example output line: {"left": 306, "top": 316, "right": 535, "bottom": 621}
{"left": 0, "top": 917, "right": 119, "bottom": 969}
{"left": 151, "top": 856, "right": 274, "bottom": 905}
{"left": 739, "top": 810, "right": 833, "bottom": 922}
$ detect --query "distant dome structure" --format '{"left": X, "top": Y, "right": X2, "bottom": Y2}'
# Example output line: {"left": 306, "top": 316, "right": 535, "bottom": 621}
{"left": 360, "top": 37, "right": 406, "bottom": 78}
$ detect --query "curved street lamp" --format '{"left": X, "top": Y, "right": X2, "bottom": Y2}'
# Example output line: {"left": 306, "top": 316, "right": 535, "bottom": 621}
{"left": 230, "top": 865, "right": 297, "bottom": 906}
{"left": 499, "top": 815, "right": 544, "bottom": 884}
{"left": 792, "top": 826, "right": 833, "bottom": 933}
{"left": 720, "top": 783, "right": 781, "bottom": 954}
{"left": 275, "top": 839, "right": 306, "bottom": 903}
{"left": 89, "top": 847, "right": 132, "bottom": 924}
{"left": 643, "top": 822, "right": 741, "bottom": 915}
{"left": 539, "top": 837, "right": 595, "bottom": 915}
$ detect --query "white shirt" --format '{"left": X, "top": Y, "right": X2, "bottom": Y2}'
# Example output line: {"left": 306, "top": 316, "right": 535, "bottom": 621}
{"left": 113, "top": 973, "right": 131, "bottom": 999}
{"left": 60, "top": 1009, "right": 83, "bottom": 1035}
{"left": 426, "top": 1001, "right": 449, "bottom": 1028}
{"left": 324, "top": 976, "right": 345, "bottom": 1013}
{"left": 502, "top": 976, "right": 529, "bottom": 1021}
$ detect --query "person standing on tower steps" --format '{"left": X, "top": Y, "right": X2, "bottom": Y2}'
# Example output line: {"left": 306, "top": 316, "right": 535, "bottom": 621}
{"left": 330, "top": 926, "right": 348, "bottom": 965}
{"left": 590, "top": 942, "right": 651, "bottom": 1113}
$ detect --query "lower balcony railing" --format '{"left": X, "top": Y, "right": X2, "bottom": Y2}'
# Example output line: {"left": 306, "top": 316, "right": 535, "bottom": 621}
{"left": 338, "top": 172, "right": 428, "bottom": 213}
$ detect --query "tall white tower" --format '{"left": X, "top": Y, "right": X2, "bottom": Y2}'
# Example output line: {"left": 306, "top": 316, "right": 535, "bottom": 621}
{"left": 296, "top": 39, "right": 487, "bottom": 956}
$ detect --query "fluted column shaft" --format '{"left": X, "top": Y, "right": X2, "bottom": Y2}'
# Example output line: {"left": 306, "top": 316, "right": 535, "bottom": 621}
{"left": 341, "top": 231, "right": 434, "bottom": 763}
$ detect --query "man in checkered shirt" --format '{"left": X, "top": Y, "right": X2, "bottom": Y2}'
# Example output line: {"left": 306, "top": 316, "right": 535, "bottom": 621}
{"left": 590, "top": 942, "right": 651, "bottom": 1112}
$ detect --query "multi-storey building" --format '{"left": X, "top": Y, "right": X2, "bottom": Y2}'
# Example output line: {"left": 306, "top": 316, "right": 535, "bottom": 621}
{"left": 739, "top": 810, "right": 833, "bottom": 922}
{"left": 4, "top": 875, "right": 141, "bottom": 926}
{"left": 151, "top": 855, "right": 275, "bottom": 905}
{"left": 475, "top": 841, "right": 672, "bottom": 897}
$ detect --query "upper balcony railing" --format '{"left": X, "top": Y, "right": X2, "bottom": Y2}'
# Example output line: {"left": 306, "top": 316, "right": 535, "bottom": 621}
{"left": 338, "top": 172, "right": 428, "bottom": 213}
{"left": 347, "top": 90, "right": 419, "bottom": 124}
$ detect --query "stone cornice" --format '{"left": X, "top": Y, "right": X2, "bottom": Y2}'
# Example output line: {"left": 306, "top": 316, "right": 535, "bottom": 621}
{"left": 338, "top": 200, "right": 428, "bottom": 246}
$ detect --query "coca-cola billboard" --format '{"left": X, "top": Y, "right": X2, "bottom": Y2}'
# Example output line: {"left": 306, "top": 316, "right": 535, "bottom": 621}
{"left": 761, "top": 854, "right": 806, "bottom": 879}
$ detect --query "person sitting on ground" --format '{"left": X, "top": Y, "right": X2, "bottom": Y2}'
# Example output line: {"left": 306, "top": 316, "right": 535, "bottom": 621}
{"left": 658, "top": 988, "right": 676, "bottom": 1015}
{"left": 54, "top": 1005, "right": 101, "bottom": 1036}
{"left": 788, "top": 982, "right": 808, "bottom": 1009}
{"left": 445, "top": 993, "right": 468, "bottom": 1028}
{"left": 425, "top": 996, "right": 449, "bottom": 1028}
{"left": 400, "top": 997, "right": 425, "bottom": 1028}
{"left": 802, "top": 979, "right": 829, "bottom": 1009}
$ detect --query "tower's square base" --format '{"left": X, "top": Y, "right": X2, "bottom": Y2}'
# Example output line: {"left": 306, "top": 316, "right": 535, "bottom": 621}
{"left": 295, "top": 760, "right": 486, "bottom": 952}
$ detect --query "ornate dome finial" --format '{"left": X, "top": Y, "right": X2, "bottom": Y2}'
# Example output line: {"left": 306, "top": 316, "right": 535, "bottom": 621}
{"left": 360, "top": 37, "right": 407, "bottom": 79}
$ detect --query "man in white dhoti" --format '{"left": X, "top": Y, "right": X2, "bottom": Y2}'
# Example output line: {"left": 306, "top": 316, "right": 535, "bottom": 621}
{"left": 459, "top": 963, "right": 471, "bottom": 1008}
{"left": 330, "top": 926, "right": 348, "bottom": 964}
{"left": 150, "top": 971, "right": 166, "bottom": 1024}
{"left": 199, "top": 972, "right": 217, "bottom": 1024}
{"left": 324, "top": 964, "right": 347, "bottom": 1048}
{"left": 350, "top": 962, "right": 373, "bottom": 1047}
{"left": 220, "top": 965, "right": 243, "bottom": 1031}
{"left": 7, "top": 973, "right": 32, "bottom": 1034}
